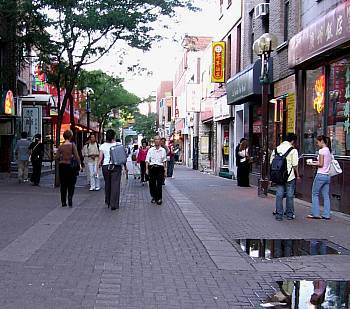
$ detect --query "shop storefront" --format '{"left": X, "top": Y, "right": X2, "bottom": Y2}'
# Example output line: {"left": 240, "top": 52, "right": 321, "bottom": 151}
{"left": 214, "top": 95, "right": 233, "bottom": 177}
{"left": 289, "top": 1, "right": 350, "bottom": 214}
{"left": 226, "top": 59, "right": 272, "bottom": 183}
{"left": 20, "top": 94, "right": 55, "bottom": 162}
{"left": 199, "top": 99, "right": 214, "bottom": 172}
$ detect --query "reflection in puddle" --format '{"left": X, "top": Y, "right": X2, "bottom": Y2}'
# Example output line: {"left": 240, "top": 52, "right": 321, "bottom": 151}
{"left": 261, "top": 280, "right": 350, "bottom": 308}
{"left": 235, "top": 239, "right": 350, "bottom": 259}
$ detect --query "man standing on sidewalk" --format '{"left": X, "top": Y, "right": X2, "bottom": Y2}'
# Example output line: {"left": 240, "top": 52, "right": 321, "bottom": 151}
{"left": 146, "top": 135, "right": 167, "bottom": 205}
{"left": 15, "top": 131, "right": 31, "bottom": 183}
{"left": 270, "top": 133, "right": 300, "bottom": 221}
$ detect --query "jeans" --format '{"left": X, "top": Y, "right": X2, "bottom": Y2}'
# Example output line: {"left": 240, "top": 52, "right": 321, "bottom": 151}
{"left": 275, "top": 179, "right": 296, "bottom": 220}
{"left": 88, "top": 162, "right": 100, "bottom": 190}
{"left": 18, "top": 160, "right": 29, "bottom": 181}
{"left": 311, "top": 173, "right": 331, "bottom": 218}
{"left": 167, "top": 158, "right": 174, "bottom": 177}
{"left": 140, "top": 161, "right": 147, "bottom": 182}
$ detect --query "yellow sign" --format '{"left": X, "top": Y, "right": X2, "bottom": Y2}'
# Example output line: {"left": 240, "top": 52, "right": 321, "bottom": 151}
{"left": 287, "top": 93, "right": 296, "bottom": 133}
{"left": 211, "top": 42, "right": 226, "bottom": 83}
{"left": 4, "top": 90, "right": 15, "bottom": 115}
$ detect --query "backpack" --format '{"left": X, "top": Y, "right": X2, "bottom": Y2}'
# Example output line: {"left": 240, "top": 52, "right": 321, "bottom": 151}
{"left": 270, "top": 147, "right": 294, "bottom": 184}
{"left": 109, "top": 143, "right": 127, "bottom": 166}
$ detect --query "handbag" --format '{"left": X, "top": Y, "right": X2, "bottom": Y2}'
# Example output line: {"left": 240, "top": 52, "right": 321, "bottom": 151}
{"left": 70, "top": 144, "right": 80, "bottom": 174}
{"left": 329, "top": 155, "right": 342, "bottom": 177}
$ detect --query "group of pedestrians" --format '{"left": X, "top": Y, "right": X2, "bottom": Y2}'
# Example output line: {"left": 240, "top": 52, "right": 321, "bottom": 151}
{"left": 15, "top": 132, "right": 44, "bottom": 186}
{"left": 235, "top": 133, "right": 335, "bottom": 221}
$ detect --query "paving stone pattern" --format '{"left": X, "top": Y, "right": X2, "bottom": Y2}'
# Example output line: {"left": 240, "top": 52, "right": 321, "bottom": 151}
{"left": 0, "top": 166, "right": 349, "bottom": 308}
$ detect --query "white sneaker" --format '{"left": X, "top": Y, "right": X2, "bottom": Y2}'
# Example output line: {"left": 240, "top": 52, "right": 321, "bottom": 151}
{"left": 89, "top": 188, "right": 95, "bottom": 191}
{"left": 95, "top": 187, "right": 100, "bottom": 191}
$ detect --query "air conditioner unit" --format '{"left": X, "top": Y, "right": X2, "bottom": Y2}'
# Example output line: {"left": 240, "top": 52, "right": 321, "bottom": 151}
{"left": 254, "top": 3, "right": 269, "bottom": 19}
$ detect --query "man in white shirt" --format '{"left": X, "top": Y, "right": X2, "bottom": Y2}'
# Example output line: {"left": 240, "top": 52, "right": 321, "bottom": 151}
{"left": 146, "top": 135, "right": 167, "bottom": 205}
{"left": 270, "top": 133, "right": 300, "bottom": 221}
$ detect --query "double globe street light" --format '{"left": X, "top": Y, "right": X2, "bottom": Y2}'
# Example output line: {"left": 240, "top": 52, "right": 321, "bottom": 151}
{"left": 252, "top": 33, "right": 278, "bottom": 197}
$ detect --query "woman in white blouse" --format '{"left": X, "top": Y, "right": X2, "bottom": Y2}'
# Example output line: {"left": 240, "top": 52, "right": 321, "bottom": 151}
{"left": 236, "top": 139, "right": 250, "bottom": 187}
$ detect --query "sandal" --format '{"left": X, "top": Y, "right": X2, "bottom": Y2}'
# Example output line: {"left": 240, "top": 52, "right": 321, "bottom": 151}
{"left": 306, "top": 215, "right": 322, "bottom": 219}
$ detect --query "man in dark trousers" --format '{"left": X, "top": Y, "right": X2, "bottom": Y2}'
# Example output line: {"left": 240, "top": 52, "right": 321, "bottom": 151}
{"left": 29, "top": 134, "right": 44, "bottom": 186}
{"left": 146, "top": 135, "right": 167, "bottom": 205}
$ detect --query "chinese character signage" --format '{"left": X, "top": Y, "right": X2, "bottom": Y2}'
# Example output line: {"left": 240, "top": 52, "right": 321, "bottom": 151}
{"left": 287, "top": 93, "right": 296, "bottom": 133}
{"left": 289, "top": 2, "right": 350, "bottom": 68}
{"left": 211, "top": 42, "right": 226, "bottom": 83}
{"left": 313, "top": 75, "right": 325, "bottom": 113}
{"left": 22, "top": 106, "right": 41, "bottom": 139}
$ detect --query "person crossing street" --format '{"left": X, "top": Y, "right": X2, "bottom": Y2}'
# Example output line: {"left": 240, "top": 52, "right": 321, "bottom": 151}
{"left": 146, "top": 135, "right": 167, "bottom": 205}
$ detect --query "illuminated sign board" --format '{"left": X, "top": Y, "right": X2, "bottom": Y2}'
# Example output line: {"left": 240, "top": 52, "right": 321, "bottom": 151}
{"left": 211, "top": 42, "right": 226, "bottom": 83}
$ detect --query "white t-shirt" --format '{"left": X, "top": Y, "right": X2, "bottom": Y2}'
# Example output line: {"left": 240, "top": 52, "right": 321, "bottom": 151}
{"left": 100, "top": 142, "right": 117, "bottom": 166}
{"left": 145, "top": 146, "right": 167, "bottom": 166}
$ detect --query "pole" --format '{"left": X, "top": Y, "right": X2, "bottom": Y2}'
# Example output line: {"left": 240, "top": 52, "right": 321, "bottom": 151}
{"left": 258, "top": 53, "right": 270, "bottom": 197}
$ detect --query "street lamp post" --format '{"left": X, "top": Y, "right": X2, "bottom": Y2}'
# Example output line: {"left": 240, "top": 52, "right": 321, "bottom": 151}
{"left": 253, "top": 33, "right": 278, "bottom": 197}
{"left": 85, "top": 87, "right": 94, "bottom": 133}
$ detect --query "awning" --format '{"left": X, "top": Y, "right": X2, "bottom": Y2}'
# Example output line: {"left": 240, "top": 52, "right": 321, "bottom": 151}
{"left": 288, "top": 2, "right": 350, "bottom": 69}
{"left": 226, "top": 59, "right": 271, "bottom": 105}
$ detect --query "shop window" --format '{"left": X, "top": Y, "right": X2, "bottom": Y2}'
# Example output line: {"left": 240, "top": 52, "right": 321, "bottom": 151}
{"left": 251, "top": 105, "right": 262, "bottom": 173}
{"left": 304, "top": 67, "right": 325, "bottom": 154}
{"left": 328, "top": 58, "right": 350, "bottom": 156}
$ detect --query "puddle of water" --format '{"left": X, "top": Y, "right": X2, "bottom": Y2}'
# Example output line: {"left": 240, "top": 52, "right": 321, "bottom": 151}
{"left": 261, "top": 280, "right": 350, "bottom": 308}
{"left": 235, "top": 239, "right": 350, "bottom": 259}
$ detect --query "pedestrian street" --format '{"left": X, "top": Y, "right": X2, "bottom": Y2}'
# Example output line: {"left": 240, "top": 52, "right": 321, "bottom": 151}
{"left": 0, "top": 165, "right": 349, "bottom": 308}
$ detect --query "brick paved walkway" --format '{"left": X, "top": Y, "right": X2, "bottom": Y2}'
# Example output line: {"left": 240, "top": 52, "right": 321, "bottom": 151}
{"left": 0, "top": 165, "right": 349, "bottom": 308}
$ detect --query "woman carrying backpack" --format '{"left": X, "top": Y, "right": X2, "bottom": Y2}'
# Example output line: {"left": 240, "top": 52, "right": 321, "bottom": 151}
{"left": 306, "top": 135, "right": 332, "bottom": 220}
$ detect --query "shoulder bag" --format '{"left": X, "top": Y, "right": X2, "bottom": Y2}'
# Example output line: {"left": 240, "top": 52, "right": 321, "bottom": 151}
{"left": 329, "top": 155, "right": 342, "bottom": 177}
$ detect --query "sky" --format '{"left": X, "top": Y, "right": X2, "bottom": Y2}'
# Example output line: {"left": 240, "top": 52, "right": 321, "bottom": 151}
{"left": 87, "top": 0, "right": 218, "bottom": 99}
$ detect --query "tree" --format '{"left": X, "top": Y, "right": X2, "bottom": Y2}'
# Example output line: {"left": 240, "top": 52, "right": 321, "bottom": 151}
{"left": 133, "top": 112, "right": 158, "bottom": 141}
{"left": 18, "top": 0, "right": 197, "bottom": 146}
{"left": 77, "top": 70, "right": 140, "bottom": 140}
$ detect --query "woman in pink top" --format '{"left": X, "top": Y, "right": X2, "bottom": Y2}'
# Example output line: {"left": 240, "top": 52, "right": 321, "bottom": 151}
{"left": 307, "top": 135, "right": 332, "bottom": 220}
{"left": 137, "top": 141, "right": 149, "bottom": 185}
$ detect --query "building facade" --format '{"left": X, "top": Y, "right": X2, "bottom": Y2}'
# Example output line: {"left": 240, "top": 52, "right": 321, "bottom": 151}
{"left": 288, "top": 0, "right": 350, "bottom": 214}
{"left": 226, "top": 0, "right": 299, "bottom": 184}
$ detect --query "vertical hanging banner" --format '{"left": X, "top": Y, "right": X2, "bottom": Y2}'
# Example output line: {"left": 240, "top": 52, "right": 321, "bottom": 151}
{"left": 211, "top": 41, "right": 226, "bottom": 83}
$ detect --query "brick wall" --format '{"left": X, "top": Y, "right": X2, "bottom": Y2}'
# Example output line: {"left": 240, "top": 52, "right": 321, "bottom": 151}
{"left": 240, "top": 0, "right": 300, "bottom": 83}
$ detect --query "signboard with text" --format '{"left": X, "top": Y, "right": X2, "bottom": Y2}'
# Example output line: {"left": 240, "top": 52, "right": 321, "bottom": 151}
{"left": 211, "top": 42, "right": 226, "bottom": 83}
{"left": 289, "top": 2, "right": 350, "bottom": 68}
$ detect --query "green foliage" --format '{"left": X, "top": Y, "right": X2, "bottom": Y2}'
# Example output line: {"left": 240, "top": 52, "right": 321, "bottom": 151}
{"left": 133, "top": 112, "right": 157, "bottom": 141}
{"left": 77, "top": 70, "right": 140, "bottom": 124}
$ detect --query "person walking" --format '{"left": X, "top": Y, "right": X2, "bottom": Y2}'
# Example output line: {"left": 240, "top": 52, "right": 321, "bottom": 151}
{"left": 55, "top": 130, "right": 81, "bottom": 207}
{"left": 137, "top": 141, "right": 149, "bottom": 185}
{"left": 160, "top": 137, "right": 169, "bottom": 185}
{"left": 236, "top": 138, "right": 250, "bottom": 187}
{"left": 146, "top": 135, "right": 167, "bottom": 205}
{"left": 306, "top": 135, "right": 332, "bottom": 220}
{"left": 270, "top": 133, "right": 300, "bottom": 221}
{"left": 85, "top": 133, "right": 100, "bottom": 191}
{"left": 98, "top": 130, "right": 128, "bottom": 210}
{"left": 29, "top": 134, "right": 44, "bottom": 186}
{"left": 167, "top": 140, "right": 175, "bottom": 178}
{"left": 131, "top": 144, "right": 140, "bottom": 179}
{"left": 15, "top": 131, "right": 31, "bottom": 183}
{"left": 82, "top": 136, "right": 91, "bottom": 186}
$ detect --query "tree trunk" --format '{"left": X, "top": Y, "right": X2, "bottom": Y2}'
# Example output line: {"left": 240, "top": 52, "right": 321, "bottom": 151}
{"left": 69, "top": 93, "right": 75, "bottom": 136}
